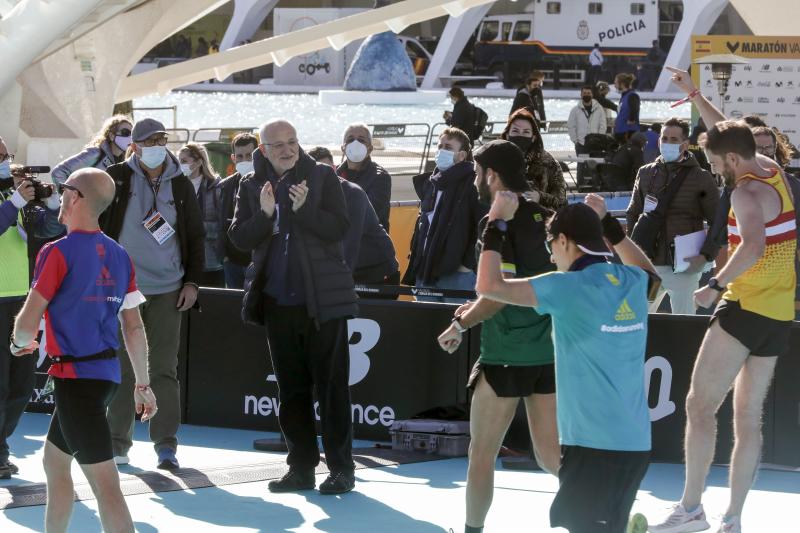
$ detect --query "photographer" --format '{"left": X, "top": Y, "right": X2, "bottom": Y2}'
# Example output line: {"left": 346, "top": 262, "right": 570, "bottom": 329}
{"left": 0, "top": 138, "right": 62, "bottom": 479}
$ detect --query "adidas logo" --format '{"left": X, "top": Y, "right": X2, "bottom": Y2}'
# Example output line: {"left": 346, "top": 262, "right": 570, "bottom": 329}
{"left": 615, "top": 299, "right": 636, "bottom": 321}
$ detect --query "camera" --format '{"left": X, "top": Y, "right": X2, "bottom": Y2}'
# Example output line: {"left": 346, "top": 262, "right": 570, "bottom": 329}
{"left": 21, "top": 166, "right": 53, "bottom": 202}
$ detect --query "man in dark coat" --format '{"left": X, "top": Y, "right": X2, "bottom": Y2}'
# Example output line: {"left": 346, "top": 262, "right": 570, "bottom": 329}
{"left": 229, "top": 120, "right": 358, "bottom": 495}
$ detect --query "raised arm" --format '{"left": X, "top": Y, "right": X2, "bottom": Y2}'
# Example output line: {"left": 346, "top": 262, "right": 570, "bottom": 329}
{"left": 665, "top": 66, "right": 726, "bottom": 126}
{"left": 475, "top": 193, "right": 539, "bottom": 307}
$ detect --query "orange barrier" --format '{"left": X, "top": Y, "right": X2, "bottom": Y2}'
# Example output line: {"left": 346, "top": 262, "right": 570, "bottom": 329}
{"left": 388, "top": 204, "right": 418, "bottom": 282}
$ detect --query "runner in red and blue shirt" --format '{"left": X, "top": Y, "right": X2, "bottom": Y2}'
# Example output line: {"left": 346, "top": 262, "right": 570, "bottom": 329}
{"left": 32, "top": 230, "right": 144, "bottom": 383}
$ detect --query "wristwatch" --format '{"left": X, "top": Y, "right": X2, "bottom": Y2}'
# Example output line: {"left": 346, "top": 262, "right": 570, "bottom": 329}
{"left": 708, "top": 277, "right": 726, "bottom": 292}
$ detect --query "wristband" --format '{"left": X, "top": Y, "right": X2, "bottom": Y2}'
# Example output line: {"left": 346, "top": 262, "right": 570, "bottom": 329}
{"left": 135, "top": 384, "right": 151, "bottom": 392}
{"left": 601, "top": 213, "right": 626, "bottom": 246}
{"left": 482, "top": 223, "right": 506, "bottom": 253}
{"left": 9, "top": 336, "right": 24, "bottom": 350}
{"left": 452, "top": 315, "right": 468, "bottom": 333}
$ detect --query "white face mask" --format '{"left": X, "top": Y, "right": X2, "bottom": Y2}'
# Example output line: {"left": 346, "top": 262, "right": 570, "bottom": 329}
{"left": 235, "top": 161, "right": 254, "bottom": 176}
{"left": 180, "top": 163, "right": 193, "bottom": 176}
{"left": 0, "top": 160, "right": 10, "bottom": 179}
{"left": 345, "top": 140, "right": 368, "bottom": 163}
{"left": 436, "top": 149, "right": 456, "bottom": 171}
{"left": 139, "top": 146, "right": 167, "bottom": 168}
{"left": 114, "top": 135, "right": 132, "bottom": 151}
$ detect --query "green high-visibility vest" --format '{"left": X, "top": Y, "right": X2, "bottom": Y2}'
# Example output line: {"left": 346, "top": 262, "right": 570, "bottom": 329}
{"left": 0, "top": 192, "right": 30, "bottom": 298}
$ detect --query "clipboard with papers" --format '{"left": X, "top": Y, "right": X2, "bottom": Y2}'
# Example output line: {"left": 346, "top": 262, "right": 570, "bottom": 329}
{"left": 672, "top": 230, "right": 712, "bottom": 273}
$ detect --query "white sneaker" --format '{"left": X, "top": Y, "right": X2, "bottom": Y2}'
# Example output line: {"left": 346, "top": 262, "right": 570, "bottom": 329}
{"left": 716, "top": 516, "right": 740, "bottom": 533}
{"left": 648, "top": 503, "right": 710, "bottom": 532}
{"left": 113, "top": 455, "right": 129, "bottom": 465}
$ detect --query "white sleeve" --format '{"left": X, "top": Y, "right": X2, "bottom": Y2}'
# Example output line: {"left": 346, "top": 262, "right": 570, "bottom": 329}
{"left": 121, "top": 290, "right": 146, "bottom": 310}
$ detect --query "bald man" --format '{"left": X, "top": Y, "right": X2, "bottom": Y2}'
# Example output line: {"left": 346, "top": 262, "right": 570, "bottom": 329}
{"left": 11, "top": 168, "right": 156, "bottom": 533}
{"left": 230, "top": 119, "right": 358, "bottom": 495}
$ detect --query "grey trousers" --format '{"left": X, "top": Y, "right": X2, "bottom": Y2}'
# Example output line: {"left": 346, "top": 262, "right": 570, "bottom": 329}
{"left": 107, "top": 290, "right": 182, "bottom": 455}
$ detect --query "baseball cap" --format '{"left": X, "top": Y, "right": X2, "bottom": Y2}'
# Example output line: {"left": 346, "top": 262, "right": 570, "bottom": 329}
{"left": 596, "top": 81, "right": 609, "bottom": 91}
{"left": 131, "top": 118, "right": 168, "bottom": 142}
{"left": 548, "top": 203, "right": 613, "bottom": 257}
{"left": 473, "top": 140, "right": 528, "bottom": 192}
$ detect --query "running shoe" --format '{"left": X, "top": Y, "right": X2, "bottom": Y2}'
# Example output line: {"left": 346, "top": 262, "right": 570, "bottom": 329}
{"left": 156, "top": 448, "right": 179, "bottom": 470}
{"left": 113, "top": 455, "right": 129, "bottom": 465}
{"left": 716, "top": 516, "right": 741, "bottom": 533}
{"left": 628, "top": 512, "right": 649, "bottom": 533}
{"left": 648, "top": 503, "right": 710, "bottom": 532}
{"left": 6, "top": 461, "right": 18, "bottom": 474}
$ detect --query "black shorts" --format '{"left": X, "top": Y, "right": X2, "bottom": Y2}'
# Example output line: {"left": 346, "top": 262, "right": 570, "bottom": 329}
{"left": 47, "top": 377, "right": 118, "bottom": 465}
{"left": 712, "top": 299, "right": 792, "bottom": 357}
{"left": 550, "top": 445, "right": 650, "bottom": 533}
{"left": 467, "top": 362, "right": 556, "bottom": 397}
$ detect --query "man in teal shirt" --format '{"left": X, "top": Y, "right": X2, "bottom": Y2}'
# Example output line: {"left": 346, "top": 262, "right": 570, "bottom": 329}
{"left": 476, "top": 192, "right": 660, "bottom": 533}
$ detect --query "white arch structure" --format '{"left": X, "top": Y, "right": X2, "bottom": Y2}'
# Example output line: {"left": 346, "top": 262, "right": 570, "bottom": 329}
{"left": 115, "top": 0, "right": 500, "bottom": 102}
{"left": 0, "top": 0, "right": 792, "bottom": 161}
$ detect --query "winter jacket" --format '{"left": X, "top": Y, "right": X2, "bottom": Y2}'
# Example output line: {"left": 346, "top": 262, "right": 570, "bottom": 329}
{"left": 218, "top": 172, "right": 251, "bottom": 266}
{"left": 100, "top": 156, "right": 206, "bottom": 287}
{"left": 51, "top": 141, "right": 121, "bottom": 185}
{"left": 446, "top": 97, "right": 475, "bottom": 139}
{"left": 626, "top": 152, "right": 720, "bottom": 265}
{"left": 229, "top": 148, "right": 357, "bottom": 325}
{"left": 524, "top": 150, "right": 567, "bottom": 210}
{"left": 337, "top": 158, "right": 392, "bottom": 230}
{"left": 510, "top": 87, "right": 546, "bottom": 123}
{"left": 567, "top": 100, "right": 607, "bottom": 145}
{"left": 194, "top": 176, "right": 224, "bottom": 271}
{"left": 615, "top": 89, "right": 641, "bottom": 134}
{"left": 402, "top": 161, "right": 487, "bottom": 285}
{"left": 339, "top": 179, "right": 398, "bottom": 283}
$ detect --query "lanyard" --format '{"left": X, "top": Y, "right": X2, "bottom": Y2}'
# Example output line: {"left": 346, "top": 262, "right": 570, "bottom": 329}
{"left": 145, "top": 174, "right": 164, "bottom": 218}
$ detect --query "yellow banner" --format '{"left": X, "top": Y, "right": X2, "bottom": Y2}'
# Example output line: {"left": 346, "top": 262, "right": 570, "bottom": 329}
{"left": 692, "top": 35, "right": 800, "bottom": 60}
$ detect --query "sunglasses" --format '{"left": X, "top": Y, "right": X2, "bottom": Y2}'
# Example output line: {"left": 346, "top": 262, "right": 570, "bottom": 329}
{"left": 545, "top": 235, "right": 556, "bottom": 255}
{"left": 58, "top": 183, "right": 84, "bottom": 198}
{"left": 116, "top": 128, "right": 132, "bottom": 137}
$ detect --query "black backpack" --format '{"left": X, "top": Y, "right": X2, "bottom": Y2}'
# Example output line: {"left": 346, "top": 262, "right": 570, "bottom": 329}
{"left": 471, "top": 105, "right": 488, "bottom": 142}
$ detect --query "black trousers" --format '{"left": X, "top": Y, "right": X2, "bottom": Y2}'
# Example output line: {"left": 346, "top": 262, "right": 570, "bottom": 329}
{"left": 0, "top": 299, "right": 36, "bottom": 464}
{"left": 265, "top": 305, "right": 354, "bottom": 472}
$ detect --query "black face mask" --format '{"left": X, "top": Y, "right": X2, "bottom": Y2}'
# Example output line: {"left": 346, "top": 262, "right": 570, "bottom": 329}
{"left": 582, "top": 95, "right": 593, "bottom": 104}
{"left": 508, "top": 135, "right": 533, "bottom": 153}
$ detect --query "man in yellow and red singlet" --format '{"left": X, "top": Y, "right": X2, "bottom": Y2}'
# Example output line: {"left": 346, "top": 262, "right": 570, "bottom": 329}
{"left": 650, "top": 120, "right": 796, "bottom": 533}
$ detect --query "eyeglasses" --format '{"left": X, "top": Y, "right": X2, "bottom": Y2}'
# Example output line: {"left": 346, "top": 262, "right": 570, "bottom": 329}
{"left": 116, "top": 128, "right": 132, "bottom": 137}
{"left": 0, "top": 153, "right": 14, "bottom": 163}
{"left": 263, "top": 140, "right": 299, "bottom": 151}
{"left": 58, "top": 183, "right": 84, "bottom": 198}
{"left": 756, "top": 145, "right": 776, "bottom": 155}
{"left": 140, "top": 136, "right": 169, "bottom": 147}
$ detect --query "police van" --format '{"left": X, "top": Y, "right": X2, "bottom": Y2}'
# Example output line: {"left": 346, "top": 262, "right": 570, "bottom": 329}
{"left": 474, "top": 0, "right": 671, "bottom": 87}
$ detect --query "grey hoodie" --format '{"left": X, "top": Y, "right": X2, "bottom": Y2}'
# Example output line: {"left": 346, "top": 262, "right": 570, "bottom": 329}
{"left": 118, "top": 152, "right": 185, "bottom": 295}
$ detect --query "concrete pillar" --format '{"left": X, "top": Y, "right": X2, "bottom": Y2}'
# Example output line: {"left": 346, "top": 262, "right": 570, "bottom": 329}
{"left": 11, "top": 0, "right": 226, "bottom": 163}
{"left": 420, "top": 4, "right": 492, "bottom": 89}
{"left": 654, "top": 0, "right": 728, "bottom": 92}
{"left": 219, "top": 0, "right": 278, "bottom": 51}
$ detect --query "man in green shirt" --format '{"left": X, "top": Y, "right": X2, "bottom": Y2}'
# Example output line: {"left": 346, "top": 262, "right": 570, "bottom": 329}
{"left": 437, "top": 140, "right": 559, "bottom": 533}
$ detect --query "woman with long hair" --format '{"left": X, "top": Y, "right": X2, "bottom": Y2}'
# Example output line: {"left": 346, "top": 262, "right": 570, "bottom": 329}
{"left": 51, "top": 115, "right": 132, "bottom": 185}
{"left": 178, "top": 143, "right": 225, "bottom": 287}
{"left": 500, "top": 109, "right": 567, "bottom": 210}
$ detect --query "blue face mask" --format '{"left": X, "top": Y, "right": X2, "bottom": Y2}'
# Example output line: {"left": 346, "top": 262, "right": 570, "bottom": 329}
{"left": 660, "top": 143, "right": 682, "bottom": 163}
{"left": 139, "top": 146, "right": 167, "bottom": 168}
{"left": 0, "top": 160, "right": 10, "bottom": 178}
{"left": 436, "top": 149, "right": 456, "bottom": 171}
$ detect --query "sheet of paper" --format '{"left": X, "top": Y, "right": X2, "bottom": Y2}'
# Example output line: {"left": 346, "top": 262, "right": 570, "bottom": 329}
{"left": 673, "top": 230, "right": 708, "bottom": 273}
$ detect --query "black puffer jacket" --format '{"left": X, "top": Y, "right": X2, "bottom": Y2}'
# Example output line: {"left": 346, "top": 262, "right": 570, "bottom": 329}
{"left": 229, "top": 148, "right": 358, "bottom": 325}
